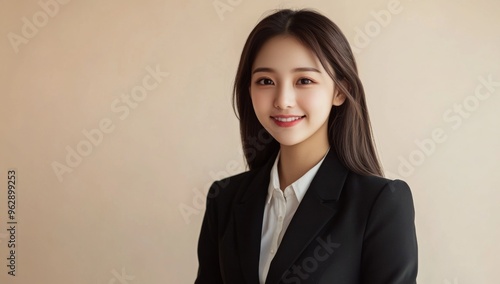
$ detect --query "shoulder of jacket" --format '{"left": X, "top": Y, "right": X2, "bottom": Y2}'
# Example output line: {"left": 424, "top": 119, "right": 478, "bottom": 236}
{"left": 345, "top": 172, "right": 412, "bottom": 197}
{"left": 207, "top": 168, "right": 259, "bottom": 201}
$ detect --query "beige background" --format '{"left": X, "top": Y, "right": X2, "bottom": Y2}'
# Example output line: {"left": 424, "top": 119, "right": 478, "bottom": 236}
{"left": 1, "top": 0, "right": 499, "bottom": 283}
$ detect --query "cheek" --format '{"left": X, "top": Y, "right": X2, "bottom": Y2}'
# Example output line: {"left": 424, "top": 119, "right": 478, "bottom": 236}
{"left": 250, "top": 92, "right": 271, "bottom": 114}
{"left": 298, "top": 91, "right": 333, "bottom": 118}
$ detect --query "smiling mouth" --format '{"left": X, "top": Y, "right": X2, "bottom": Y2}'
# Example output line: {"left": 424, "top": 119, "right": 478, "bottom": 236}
{"left": 271, "top": 115, "right": 306, "bottom": 122}
{"left": 270, "top": 115, "right": 306, "bottom": 127}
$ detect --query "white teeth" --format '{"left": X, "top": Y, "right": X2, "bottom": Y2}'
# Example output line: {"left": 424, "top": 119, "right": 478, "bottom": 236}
{"left": 274, "top": 116, "right": 303, "bottom": 122}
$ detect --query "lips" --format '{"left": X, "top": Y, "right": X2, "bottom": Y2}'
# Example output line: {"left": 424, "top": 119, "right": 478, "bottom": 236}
{"left": 271, "top": 115, "right": 305, "bottom": 127}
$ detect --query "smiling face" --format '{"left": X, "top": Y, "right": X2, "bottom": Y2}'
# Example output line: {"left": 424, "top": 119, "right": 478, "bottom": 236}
{"left": 250, "top": 35, "right": 345, "bottom": 150}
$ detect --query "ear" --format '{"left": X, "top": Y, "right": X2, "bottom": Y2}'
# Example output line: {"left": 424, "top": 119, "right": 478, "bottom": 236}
{"left": 332, "top": 80, "right": 348, "bottom": 106}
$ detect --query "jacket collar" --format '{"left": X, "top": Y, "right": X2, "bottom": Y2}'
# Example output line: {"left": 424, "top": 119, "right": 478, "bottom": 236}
{"left": 266, "top": 148, "right": 329, "bottom": 204}
{"left": 234, "top": 148, "right": 349, "bottom": 284}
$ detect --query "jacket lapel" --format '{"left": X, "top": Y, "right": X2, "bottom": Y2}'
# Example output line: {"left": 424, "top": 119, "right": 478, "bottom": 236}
{"left": 234, "top": 152, "right": 277, "bottom": 283}
{"left": 265, "top": 149, "right": 349, "bottom": 284}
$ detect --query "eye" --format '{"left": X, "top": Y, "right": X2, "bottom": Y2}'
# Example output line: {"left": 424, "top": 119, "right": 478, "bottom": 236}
{"left": 297, "top": 78, "right": 314, "bottom": 85}
{"left": 256, "top": 78, "right": 275, "bottom": 85}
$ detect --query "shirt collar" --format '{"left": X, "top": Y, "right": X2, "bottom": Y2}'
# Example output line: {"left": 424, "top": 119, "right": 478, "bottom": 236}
{"left": 266, "top": 148, "right": 330, "bottom": 204}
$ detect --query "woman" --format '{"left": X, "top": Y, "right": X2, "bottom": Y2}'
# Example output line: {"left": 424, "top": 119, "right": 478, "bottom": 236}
{"left": 195, "top": 8, "right": 418, "bottom": 284}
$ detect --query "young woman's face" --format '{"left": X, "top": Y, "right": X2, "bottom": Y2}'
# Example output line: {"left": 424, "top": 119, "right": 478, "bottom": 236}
{"left": 250, "top": 35, "right": 345, "bottom": 148}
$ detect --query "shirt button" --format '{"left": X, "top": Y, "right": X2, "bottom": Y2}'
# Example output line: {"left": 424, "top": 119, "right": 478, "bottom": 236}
{"left": 278, "top": 216, "right": 283, "bottom": 221}
{"left": 271, "top": 249, "right": 275, "bottom": 254}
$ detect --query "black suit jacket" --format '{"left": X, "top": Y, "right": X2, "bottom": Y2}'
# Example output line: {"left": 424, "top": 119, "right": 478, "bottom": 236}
{"left": 195, "top": 150, "right": 418, "bottom": 284}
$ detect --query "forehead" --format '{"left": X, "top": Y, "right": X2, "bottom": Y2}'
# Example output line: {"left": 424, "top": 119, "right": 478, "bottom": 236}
{"left": 252, "top": 35, "right": 325, "bottom": 72}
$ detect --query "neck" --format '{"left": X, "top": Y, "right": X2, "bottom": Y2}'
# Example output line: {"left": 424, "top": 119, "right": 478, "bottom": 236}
{"left": 277, "top": 136, "right": 330, "bottom": 190}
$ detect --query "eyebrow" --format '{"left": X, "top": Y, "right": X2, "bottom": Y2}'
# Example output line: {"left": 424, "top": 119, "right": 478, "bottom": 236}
{"left": 252, "top": 67, "right": 321, "bottom": 74}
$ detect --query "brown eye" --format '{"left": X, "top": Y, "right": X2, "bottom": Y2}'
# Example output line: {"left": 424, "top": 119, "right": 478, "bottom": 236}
{"left": 257, "top": 78, "right": 274, "bottom": 85}
{"left": 297, "top": 78, "right": 313, "bottom": 85}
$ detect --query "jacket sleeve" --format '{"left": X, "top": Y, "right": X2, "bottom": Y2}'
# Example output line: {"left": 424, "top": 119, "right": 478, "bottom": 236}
{"left": 194, "top": 181, "right": 224, "bottom": 284}
{"left": 360, "top": 179, "right": 418, "bottom": 284}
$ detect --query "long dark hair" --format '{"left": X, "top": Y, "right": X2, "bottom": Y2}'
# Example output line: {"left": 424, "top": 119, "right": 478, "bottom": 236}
{"left": 232, "top": 8, "right": 383, "bottom": 177}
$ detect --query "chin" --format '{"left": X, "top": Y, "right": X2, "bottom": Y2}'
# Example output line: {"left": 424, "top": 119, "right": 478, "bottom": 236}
{"left": 270, "top": 136, "right": 306, "bottom": 147}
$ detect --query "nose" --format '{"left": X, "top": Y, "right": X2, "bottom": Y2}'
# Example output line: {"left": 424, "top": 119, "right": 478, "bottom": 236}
{"left": 274, "top": 83, "right": 296, "bottom": 110}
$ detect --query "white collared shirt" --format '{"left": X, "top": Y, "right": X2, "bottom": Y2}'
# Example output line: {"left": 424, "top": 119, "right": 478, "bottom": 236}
{"left": 258, "top": 150, "right": 329, "bottom": 284}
